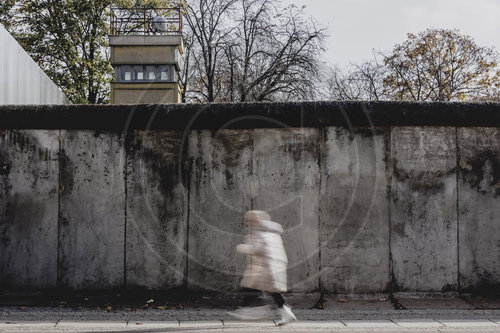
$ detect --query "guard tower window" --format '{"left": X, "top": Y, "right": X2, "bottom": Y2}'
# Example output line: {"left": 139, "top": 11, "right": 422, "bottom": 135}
{"left": 158, "top": 65, "right": 170, "bottom": 81}
{"left": 134, "top": 66, "right": 145, "bottom": 80}
{"left": 119, "top": 65, "right": 132, "bottom": 81}
{"left": 115, "top": 65, "right": 175, "bottom": 82}
{"left": 146, "top": 66, "right": 156, "bottom": 80}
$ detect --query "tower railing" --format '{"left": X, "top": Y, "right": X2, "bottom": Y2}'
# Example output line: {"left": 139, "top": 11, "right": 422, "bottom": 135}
{"left": 110, "top": 6, "right": 182, "bottom": 35}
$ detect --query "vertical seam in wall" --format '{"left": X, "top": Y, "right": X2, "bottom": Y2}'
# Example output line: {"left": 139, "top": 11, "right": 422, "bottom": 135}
{"left": 185, "top": 163, "right": 190, "bottom": 289}
{"left": 123, "top": 134, "right": 128, "bottom": 289}
{"left": 317, "top": 126, "right": 324, "bottom": 292}
{"left": 184, "top": 134, "right": 191, "bottom": 290}
{"left": 56, "top": 130, "right": 62, "bottom": 288}
{"left": 387, "top": 127, "right": 393, "bottom": 294}
{"left": 249, "top": 132, "right": 255, "bottom": 210}
{"left": 455, "top": 127, "right": 461, "bottom": 294}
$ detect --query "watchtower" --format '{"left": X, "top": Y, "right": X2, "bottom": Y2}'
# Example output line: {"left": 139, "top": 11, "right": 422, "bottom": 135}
{"left": 109, "top": 6, "right": 183, "bottom": 104}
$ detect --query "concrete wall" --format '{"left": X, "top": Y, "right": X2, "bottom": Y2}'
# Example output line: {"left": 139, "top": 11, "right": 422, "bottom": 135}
{"left": 0, "top": 102, "right": 499, "bottom": 294}
{"left": 0, "top": 25, "right": 69, "bottom": 105}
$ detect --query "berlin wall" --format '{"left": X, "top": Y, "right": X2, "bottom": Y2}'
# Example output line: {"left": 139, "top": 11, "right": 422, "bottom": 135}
{"left": 0, "top": 101, "right": 499, "bottom": 294}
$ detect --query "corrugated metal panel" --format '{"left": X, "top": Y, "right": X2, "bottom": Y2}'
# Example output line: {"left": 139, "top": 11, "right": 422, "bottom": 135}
{"left": 0, "top": 24, "right": 70, "bottom": 104}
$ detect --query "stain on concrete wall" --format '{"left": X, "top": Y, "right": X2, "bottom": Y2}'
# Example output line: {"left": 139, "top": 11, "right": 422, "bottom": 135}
{"left": 250, "top": 128, "right": 320, "bottom": 292}
{"left": 0, "top": 130, "right": 59, "bottom": 289}
{"left": 390, "top": 127, "right": 458, "bottom": 292}
{"left": 320, "top": 127, "right": 390, "bottom": 293}
{"left": 458, "top": 127, "right": 500, "bottom": 292}
{"left": 187, "top": 129, "right": 254, "bottom": 291}
{"left": 58, "top": 131, "right": 125, "bottom": 289}
{"left": 126, "top": 131, "right": 188, "bottom": 289}
{"left": 187, "top": 128, "right": 321, "bottom": 292}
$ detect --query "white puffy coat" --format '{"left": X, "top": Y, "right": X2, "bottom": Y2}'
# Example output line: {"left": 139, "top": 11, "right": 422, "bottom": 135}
{"left": 236, "top": 219, "right": 288, "bottom": 293}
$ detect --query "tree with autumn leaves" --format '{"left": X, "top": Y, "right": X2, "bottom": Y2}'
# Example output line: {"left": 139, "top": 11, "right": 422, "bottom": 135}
{"left": 328, "top": 29, "right": 500, "bottom": 102}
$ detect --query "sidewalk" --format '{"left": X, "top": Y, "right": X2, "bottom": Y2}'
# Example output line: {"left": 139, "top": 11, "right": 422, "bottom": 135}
{"left": 1, "top": 293, "right": 500, "bottom": 332}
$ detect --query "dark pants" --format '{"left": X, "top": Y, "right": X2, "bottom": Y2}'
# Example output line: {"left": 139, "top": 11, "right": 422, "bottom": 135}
{"left": 241, "top": 288, "right": 285, "bottom": 308}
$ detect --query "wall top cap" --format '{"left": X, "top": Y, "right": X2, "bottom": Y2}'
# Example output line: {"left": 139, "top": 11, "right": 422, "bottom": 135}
{"left": 0, "top": 101, "right": 499, "bottom": 131}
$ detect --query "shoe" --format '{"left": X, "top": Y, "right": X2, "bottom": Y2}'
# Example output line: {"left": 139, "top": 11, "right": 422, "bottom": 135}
{"left": 226, "top": 305, "right": 271, "bottom": 321}
{"left": 277, "top": 304, "right": 297, "bottom": 326}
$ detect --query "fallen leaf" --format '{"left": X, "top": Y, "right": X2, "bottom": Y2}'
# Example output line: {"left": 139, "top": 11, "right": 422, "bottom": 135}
{"left": 157, "top": 306, "right": 167, "bottom": 310}
{"left": 377, "top": 297, "right": 387, "bottom": 302}
{"left": 18, "top": 307, "right": 26, "bottom": 311}
{"left": 135, "top": 323, "right": 143, "bottom": 325}
{"left": 147, "top": 299, "right": 154, "bottom": 303}
{"left": 337, "top": 298, "right": 348, "bottom": 303}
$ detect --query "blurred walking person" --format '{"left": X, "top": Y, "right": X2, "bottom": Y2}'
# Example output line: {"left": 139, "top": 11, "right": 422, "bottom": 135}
{"left": 228, "top": 210, "right": 297, "bottom": 326}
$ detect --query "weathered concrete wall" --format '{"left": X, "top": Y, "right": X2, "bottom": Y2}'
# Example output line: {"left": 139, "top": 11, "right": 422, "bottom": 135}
{"left": 458, "top": 128, "right": 500, "bottom": 292}
{"left": 320, "top": 128, "right": 390, "bottom": 293}
{"left": 390, "top": 127, "right": 458, "bottom": 292}
{"left": 0, "top": 25, "right": 69, "bottom": 105}
{"left": 126, "top": 131, "right": 187, "bottom": 290}
{"left": 250, "top": 128, "right": 320, "bottom": 293}
{"left": 187, "top": 129, "right": 253, "bottom": 291}
{"left": 0, "top": 102, "right": 499, "bottom": 294}
{"left": 58, "top": 131, "right": 125, "bottom": 289}
{"left": 0, "top": 130, "right": 59, "bottom": 289}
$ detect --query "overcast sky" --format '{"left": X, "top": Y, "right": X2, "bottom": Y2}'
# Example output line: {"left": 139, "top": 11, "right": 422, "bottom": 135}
{"left": 283, "top": 0, "right": 500, "bottom": 68}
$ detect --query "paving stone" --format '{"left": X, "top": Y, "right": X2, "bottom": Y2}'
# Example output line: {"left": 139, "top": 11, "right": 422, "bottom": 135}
{"left": 292, "top": 321, "right": 345, "bottom": 328}
{"left": 222, "top": 320, "right": 276, "bottom": 328}
{"left": 343, "top": 319, "right": 398, "bottom": 328}
{"left": 55, "top": 320, "right": 127, "bottom": 328}
{"left": 127, "top": 321, "right": 179, "bottom": 328}
{"left": 179, "top": 320, "right": 224, "bottom": 328}
{"left": 0, "top": 321, "right": 56, "bottom": 328}
{"left": 438, "top": 319, "right": 499, "bottom": 327}
{"left": 394, "top": 319, "right": 444, "bottom": 328}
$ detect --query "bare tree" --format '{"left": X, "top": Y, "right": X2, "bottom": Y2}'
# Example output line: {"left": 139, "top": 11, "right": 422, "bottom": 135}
{"left": 183, "top": 0, "right": 238, "bottom": 102}
{"left": 224, "top": 0, "right": 325, "bottom": 102}
{"left": 183, "top": 0, "right": 326, "bottom": 102}
{"left": 326, "top": 56, "right": 388, "bottom": 101}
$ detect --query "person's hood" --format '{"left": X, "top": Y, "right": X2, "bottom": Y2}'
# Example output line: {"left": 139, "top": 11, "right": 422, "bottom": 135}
{"left": 253, "top": 219, "right": 284, "bottom": 234}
